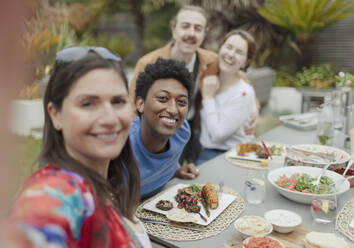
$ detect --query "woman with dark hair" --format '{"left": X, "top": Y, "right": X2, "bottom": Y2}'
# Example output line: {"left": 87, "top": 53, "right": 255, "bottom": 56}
{"left": 196, "top": 29, "right": 258, "bottom": 165}
{"left": 7, "top": 47, "right": 150, "bottom": 247}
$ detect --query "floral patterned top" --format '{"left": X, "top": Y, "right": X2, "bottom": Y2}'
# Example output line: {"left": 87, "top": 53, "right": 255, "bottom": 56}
{"left": 7, "top": 165, "right": 136, "bottom": 248}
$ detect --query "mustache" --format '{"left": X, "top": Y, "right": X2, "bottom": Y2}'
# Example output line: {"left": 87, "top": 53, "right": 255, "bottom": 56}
{"left": 182, "top": 36, "right": 197, "bottom": 44}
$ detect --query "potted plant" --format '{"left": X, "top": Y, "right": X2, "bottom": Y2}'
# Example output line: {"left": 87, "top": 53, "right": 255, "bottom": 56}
{"left": 269, "top": 64, "right": 338, "bottom": 113}
{"left": 10, "top": 83, "right": 44, "bottom": 136}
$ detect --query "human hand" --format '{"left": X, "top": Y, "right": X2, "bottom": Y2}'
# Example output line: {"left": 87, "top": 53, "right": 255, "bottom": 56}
{"left": 202, "top": 75, "right": 219, "bottom": 99}
{"left": 244, "top": 113, "right": 258, "bottom": 135}
{"left": 175, "top": 163, "right": 200, "bottom": 179}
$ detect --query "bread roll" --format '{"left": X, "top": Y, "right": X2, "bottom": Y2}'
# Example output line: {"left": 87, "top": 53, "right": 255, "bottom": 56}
{"left": 202, "top": 184, "right": 218, "bottom": 209}
{"left": 303, "top": 232, "right": 349, "bottom": 248}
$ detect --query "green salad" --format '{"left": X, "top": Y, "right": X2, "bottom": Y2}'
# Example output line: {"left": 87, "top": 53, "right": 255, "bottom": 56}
{"left": 276, "top": 173, "right": 335, "bottom": 194}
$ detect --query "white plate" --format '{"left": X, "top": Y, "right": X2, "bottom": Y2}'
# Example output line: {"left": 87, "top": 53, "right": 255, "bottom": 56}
{"left": 279, "top": 112, "right": 318, "bottom": 130}
{"left": 143, "top": 183, "right": 236, "bottom": 226}
{"left": 268, "top": 166, "right": 350, "bottom": 204}
{"left": 228, "top": 142, "right": 285, "bottom": 162}
{"left": 286, "top": 144, "right": 350, "bottom": 166}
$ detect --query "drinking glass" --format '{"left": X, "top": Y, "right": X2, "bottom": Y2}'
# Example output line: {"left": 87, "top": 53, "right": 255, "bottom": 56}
{"left": 243, "top": 170, "right": 266, "bottom": 204}
{"left": 348, "top": 105, "right": 354, "bottom": 154}
{"left": 310, "top": 184, "right": 337, "bottom": 224}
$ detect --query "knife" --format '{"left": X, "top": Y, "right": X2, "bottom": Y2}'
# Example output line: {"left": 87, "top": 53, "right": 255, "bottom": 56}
{"left": 139, "top": 217, "right": 205, "bottom": 232}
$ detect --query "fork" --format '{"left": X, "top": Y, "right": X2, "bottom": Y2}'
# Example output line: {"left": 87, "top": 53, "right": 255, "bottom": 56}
{"left": 218, "top": 181, "right": 224, "bottom": 194}
{"left": 218, "top": 181, "right": 224, "bottom": 202}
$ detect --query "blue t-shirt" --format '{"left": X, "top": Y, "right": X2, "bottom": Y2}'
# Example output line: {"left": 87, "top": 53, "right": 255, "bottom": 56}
{"left": 129, "top": 117, "right": 191, "bottom": 199}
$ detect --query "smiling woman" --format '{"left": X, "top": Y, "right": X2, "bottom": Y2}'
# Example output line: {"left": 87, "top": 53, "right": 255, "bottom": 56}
{"left": 6, "top": 47, "right": 149, "bottom": 247}
{"left": 196, "top": 29, "right": 259, "bottom": 165}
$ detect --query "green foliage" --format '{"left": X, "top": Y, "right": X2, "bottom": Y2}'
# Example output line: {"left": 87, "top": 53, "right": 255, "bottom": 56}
{"left": 85, "top": 33, "right": 134, "bottom": 58}
{"left": 274, "top": 64, "right": 338, "bottom": 88}
{"left": 143, "top": 3, "right": 178, "bottom": 53}
{"left": 257, "top": 0, "right": 354, "bottom": 41}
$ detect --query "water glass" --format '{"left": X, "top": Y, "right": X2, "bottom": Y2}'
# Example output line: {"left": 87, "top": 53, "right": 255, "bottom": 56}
{"left": 348, "top": 105, "right": 354, "bottom": 154}
{"left": 244, "top": 170, "right": 266, "bottom": 204}
{"left": 310, "top": 184, "right": 337, "bottom": 224}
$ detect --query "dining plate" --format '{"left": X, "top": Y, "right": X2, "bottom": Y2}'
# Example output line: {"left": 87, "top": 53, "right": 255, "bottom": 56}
{"left": 228, "top": 142, "right": 285, "bottom": 162}
{"left": 285, "top": 144, "right": 350, "bottom": 170}
{"left": 143, "top": 183, "right": 236, "bottom": 226}
{"left": 279, "top": 112, "right": 318, "bottom": 131}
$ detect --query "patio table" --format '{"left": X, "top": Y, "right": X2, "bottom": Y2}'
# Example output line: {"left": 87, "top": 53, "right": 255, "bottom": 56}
{"left": 152, "top": 125, "right": 353, "bottom": 248}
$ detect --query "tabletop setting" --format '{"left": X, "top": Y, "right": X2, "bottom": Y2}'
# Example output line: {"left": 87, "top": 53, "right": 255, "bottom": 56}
{"left": 137, "top": 122, "right": 354, "bottom": 248}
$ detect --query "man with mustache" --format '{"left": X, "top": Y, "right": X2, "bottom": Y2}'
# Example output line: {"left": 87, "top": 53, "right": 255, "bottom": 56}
{"left": 129, "top": 5, "right": 257, "bottom": 168}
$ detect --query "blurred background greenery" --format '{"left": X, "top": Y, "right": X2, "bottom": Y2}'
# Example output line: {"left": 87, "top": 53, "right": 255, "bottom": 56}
{"left": 16, "top": 0, "right": 354, "bottom": 185}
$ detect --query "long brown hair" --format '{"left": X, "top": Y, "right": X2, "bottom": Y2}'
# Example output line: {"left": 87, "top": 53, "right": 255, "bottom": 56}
{"left": 40, "top": 52, "right": 140, "bottom": 220}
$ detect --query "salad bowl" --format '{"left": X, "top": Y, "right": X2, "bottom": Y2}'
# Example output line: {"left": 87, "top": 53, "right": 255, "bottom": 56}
{"left": 268, "top": 166, "right": 350, "bottom": 204}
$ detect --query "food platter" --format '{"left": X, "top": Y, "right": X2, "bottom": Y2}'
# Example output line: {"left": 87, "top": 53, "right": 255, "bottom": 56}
{"left": 143, "top": 183, "right": 236, "bottom": 226}
{"left": 285, "top": 144, "right": 350, "bottom": 170}
{"left": 227, "top": 142, "right": 285, "bottom": 163}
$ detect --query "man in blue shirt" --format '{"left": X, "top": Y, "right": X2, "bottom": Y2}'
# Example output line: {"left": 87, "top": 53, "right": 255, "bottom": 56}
{"left": 129, "top": 58, "right": 200, "bottom": 199}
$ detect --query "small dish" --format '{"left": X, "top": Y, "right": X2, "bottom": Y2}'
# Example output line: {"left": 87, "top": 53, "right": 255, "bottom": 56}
{"left": 264, "top": 209, "right": 302, "bottom": 233}
{"left": 243, "top": 236, "right": 284, "bottom": 248}
{"left": 234, "top": 215, "right": 273, "bottom": 239}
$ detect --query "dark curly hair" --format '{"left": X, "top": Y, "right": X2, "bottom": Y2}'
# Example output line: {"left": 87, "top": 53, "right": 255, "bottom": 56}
{"left": 135, "top": 58, "right": 193, "bottom": 110}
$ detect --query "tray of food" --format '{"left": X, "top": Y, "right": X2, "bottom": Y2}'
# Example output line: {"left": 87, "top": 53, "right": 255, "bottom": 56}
{"left": 143, "top": 183, "right": 236, "bottom": 226}
{"left": 228, "top": 142, "right": 285, "bottom": 164}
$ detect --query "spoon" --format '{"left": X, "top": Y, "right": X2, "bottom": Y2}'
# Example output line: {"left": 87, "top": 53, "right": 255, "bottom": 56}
{"left": 342, "top": 159, "right": 353, "bottom": 177}
{"left": 313, "top": 162, "right": 332, "bottom": 187}
{"left": 334, "top": 175, "right": 354, "bottom": 188}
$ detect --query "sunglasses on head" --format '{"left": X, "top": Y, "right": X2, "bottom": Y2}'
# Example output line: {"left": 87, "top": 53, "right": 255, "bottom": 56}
{"left": 55, "top": 46, "right": 122, "bottom": 64}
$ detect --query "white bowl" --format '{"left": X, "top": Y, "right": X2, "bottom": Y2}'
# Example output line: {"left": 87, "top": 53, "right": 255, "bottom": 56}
{"left": 264, "top": 209, "right": 302, "bottom": 233}
{"left": 242, "top": 236, "right": 284, "bottom": 248}
{"left": 234, "top": 216, "right": 273, "bottom": 239}
{"left": 268, "top": 166, "right": 350, "bottom": 204}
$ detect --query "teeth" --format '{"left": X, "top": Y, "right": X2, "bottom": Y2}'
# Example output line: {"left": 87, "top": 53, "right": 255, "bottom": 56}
{"left": 161, "top": 117, "right": 176, "bottom": 124}
{"left": 96, "top": 133, "right": 117, "bottom": 140}
{"left": 223, "top": 57, "right": 234, "bottom": 65}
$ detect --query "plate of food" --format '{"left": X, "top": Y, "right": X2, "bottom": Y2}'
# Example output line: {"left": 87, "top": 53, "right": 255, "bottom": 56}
{"left": 228, "top": 142, "right": 285, "bottom": 164}
{"left": 143, "top": 183, "right": 236, "bottom": 226}
{"left": 285, "top": 144, "right": 350, "bottom": 170}
{"left": 242, "top": 236, "right": 284, "bottom": 248}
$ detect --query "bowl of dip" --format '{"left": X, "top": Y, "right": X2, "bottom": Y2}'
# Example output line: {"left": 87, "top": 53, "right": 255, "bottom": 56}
{"left": 234, "top": 215, "right": 273, "bottom": 238}
{"left": 264, "top": 209, "right": 302, "bottom": 233}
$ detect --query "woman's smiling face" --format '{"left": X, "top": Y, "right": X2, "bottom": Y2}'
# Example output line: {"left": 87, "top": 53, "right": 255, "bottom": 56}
{"left": 218, "top": 34, "right": 248, "bottom": 73}
{"left": 48, "top": 68, "right": 133, "bottom": 168}
{"left": 136, "top": 78, "right": 189, "bottom": 139}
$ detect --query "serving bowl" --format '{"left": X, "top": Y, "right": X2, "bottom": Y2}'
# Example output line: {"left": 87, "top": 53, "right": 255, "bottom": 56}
{"left": 242, "top": 236, "right": 284, "bottom": 248}
{"left": 268, "top": 166, "right": 350, "bottom": 204}
{"left": 234, "top": 215, "right": 273, "bottom": 239}
{"left": 264, "top": 209, "right": 302, "bottom": 233}
{"left": 284, "top": 144, "right": 350, "bottom": 170}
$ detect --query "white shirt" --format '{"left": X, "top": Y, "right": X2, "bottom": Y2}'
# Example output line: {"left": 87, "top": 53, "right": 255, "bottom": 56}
{"left": 200, "top": 78, "right": 257, "bottom": 150}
